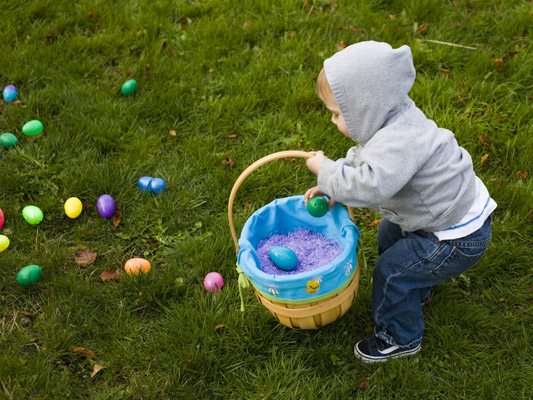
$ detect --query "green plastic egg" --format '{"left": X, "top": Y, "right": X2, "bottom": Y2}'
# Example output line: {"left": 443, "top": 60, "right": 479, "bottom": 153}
{"left": 0, "top": 235, "right": 9, "bottom": 252}
{"left": 121, "top": 79, "right": 137, "bottom": 96}
{"left": 307, "top": 196, "right": 329, "bottom": 218}
{"left": 0, "top": 133, "right": 18, "bottom": 148}
{"left": 22, "top": 120, "right": 44, "bottom": 136}
{"left": 17, "top": 264, "right": 42, "bottom": 287}
{"left": 22, "top": 205, "right": 43, "bottom": 225}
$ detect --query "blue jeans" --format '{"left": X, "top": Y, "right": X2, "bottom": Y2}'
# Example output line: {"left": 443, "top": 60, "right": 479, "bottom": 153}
{"left": 372, "top": 215, "right": 492, "bottom": 348}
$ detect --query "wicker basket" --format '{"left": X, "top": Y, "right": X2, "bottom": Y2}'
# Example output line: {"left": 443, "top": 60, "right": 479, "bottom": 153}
{"left": 228, "top": 151, "right": 362, "bottom": 330}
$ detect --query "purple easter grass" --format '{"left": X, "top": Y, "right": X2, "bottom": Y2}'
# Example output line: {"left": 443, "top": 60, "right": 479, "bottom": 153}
{"left": 257, "top": 228, "right": 342, "bottom": 276}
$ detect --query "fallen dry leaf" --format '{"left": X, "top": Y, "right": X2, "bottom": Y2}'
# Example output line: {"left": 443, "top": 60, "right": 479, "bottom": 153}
{"left": 515, "top": 171, "right": 528, "bottom": 179}
{"left": 415, "top": 23, "right": 429, "bottom": 35}
{"left": 494, "top": 58, "right": 505, "bottom": 71}
{"left": 335, "top": 41, "right": 346, "bottom": 51}
{"left": 388, "top": 14, "right": 397, "bottom": 20}
{"left": 169, "top": 130, "right": 177, "bottom": 136}
{"left": 222, "top": 157, "right": 235, "bottom": 168}
{"left": 113, "top": 208, "right": 122, "bottom": 228}
{"left": 244, "top": 200, "right": 251, "bottom": 212}
{"left": 69, "top": 346, "right": 97, "bottom": 360}
{"left": 366, "top": 219, "right": 382, "bottom": 228}
{"left": 144, "top": 63, "right": 151, "bottom": 76}
{"left": 478, "top": 135, "right": 491, "bottom": 151}
{"left": 100, "top": 268, "right": 122, "bottom": 282}
{"left": 225, "top": 134, "right": 238, "bottom": 139}
{"left": 242, "top": 20, "right": 251, "bottom": 29}
{"left": 357, "top": 380, "right": 371, "bottom": 390}
{"left": 91, "top": 363, "right": 104, "bottom": 378}
{"left": 439, "top": 68, "right": 452, "bottom": 78}
{"left": 75, "top": 248, "right": 97, "bottom": 266}
{"left": 214, "top": 324, "right": 225, "bottom": 329}
{"left": 480, "top": 154, "right": 489, "bottom": 165}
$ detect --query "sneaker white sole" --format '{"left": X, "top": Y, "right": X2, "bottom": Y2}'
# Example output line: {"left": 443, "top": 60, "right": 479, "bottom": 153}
{"left": 354, "top": 343, "right": 422, "bottom": 363}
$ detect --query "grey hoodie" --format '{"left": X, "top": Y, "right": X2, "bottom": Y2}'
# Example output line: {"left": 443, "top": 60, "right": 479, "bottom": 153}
{"left": 318, "top": 41, "right": 476, "bottom": 232}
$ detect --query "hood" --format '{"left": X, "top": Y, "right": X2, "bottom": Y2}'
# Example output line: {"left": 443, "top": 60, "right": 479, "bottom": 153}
{"left": 324, "top": 41, "right": 416, "bottom": 144}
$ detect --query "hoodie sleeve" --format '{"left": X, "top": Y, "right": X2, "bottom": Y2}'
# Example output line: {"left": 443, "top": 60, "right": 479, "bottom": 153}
{"left": 317, "top": 129, "right": 421, "bottom": 208}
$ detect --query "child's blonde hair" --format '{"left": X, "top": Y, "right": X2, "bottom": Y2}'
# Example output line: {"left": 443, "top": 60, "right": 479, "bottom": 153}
{"left": 316, "top": 68, "right": 334, "bottom": 104}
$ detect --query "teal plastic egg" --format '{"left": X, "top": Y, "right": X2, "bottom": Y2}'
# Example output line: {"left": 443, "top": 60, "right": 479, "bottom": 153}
{"left": 0, "top": 133, "right": 18, "bottom": 148}
{"left": 22, "top": 205, "right": 43, "bottom": 225}
{"left": 17, "top": 264, "right": 42, "bottom": 287}
{"left": 22, "top": 120, "right": 44, "bottom": 136}
{"left": 121, "top": 79, "right": 137, "bottom": 96}
{"left": 269, "top": 246, "right": 299, "bottom": 271}
{"left": 307, "top": 196, "right": 329, "bottom": 217}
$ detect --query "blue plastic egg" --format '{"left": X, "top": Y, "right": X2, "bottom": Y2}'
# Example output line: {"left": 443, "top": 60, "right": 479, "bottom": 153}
{"left": 3, "top": 85, "right": 18, "bottom": 102}
{"left": 269, "top": 246, "right": 299, "bottom": 271}
{"left": 149, "top": 178, "right": 166, "bottom": 194}
{"left": 138, "top": 176, "right": 152, "bottom": 192}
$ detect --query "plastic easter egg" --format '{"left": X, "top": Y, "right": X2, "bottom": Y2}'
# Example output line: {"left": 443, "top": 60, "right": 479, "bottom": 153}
{"left": 121, "top": 79, "right": 137, "bottom": 96}
{"left": 64, "top": 197, "right": 83, "bottom": 219}
{"left": 17, "top": 264, "right": 42, "bottom": 287}
{"left": 0, "top": 207, "right": 4, "bottom": 228}
{"left": 269, "top": 246, "right": 299, "bottom": 271}
{"left": 124, "top": 258, "right": 151, "bottom": 276}
{"left": 0, "top": 133, "right": 18, "bottom": 148}
{"left": 22, "top": 120, "right": 44, "bottom": 136}
{"left": 97, "top": 194, "right": 115, "bottom": 218}
{"left": 0, "top": 235, "right": 9, "bottom": 252}
{"left": 3, "top": 85, "right": 18, "bottom": 102}
{"left": 204, "top": 272, "right": 224, "bottom": 292}
{"left": 138, "top": 176, "right": 152, "bottom": 192}
{"left": 307, "top": 196, "right": 329, "bottom": 218}
{"left": 149, "top": 178, "right": 166, "bottom": 194}
{"left": 22, "top": 205, "right": 43, "bottom": 225}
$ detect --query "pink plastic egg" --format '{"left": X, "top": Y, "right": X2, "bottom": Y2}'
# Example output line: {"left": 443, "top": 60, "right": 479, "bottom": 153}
{"left": 0, "top": 208, "right": 4, "bottom": 229}
{"left": 204, "top": 272, "right": 224, "bottom": 292}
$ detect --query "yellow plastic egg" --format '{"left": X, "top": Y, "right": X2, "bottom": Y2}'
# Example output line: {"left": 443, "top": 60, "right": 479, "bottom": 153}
{"left": 64, "top": 197, "right": 83, "bottom": 218}
{"left": 0, "top": 235, "right": 9, "bottom": 252}
{"left": 124, "top": 258, "right": 151, "bottom": 276}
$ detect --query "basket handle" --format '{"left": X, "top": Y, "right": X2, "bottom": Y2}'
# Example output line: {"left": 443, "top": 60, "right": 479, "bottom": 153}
{"left": 228, "top": 150, "right": 356, "bottom": 253}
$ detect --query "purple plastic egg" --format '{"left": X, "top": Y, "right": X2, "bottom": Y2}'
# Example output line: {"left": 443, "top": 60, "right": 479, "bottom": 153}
{"left": 149, "top": 178, "right": 166, "bottom": 194}
{"left": 138, "top": 176, "right": 152, "bottom": 192}
{"left": 97, "top": 194, "right": 115, "bottom": 218}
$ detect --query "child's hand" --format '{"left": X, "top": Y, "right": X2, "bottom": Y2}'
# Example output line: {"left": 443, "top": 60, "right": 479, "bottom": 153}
{"left": 306, "top": 151, "right": 327, "bottom": 175}
{"left": 304, "top": 186, "right": 336, "bottom": 210}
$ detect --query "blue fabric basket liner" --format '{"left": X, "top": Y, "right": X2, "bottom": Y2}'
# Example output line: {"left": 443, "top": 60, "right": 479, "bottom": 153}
{"left": 237, "top": 195, "right": 360, "bottom": 302}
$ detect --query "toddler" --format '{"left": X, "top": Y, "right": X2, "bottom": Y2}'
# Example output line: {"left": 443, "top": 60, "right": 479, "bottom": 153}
{"left": 304, "top": 41, "right": 496, "bottom": 363}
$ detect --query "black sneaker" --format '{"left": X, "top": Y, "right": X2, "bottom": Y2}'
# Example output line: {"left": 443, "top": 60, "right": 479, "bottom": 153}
{"left": 354, "top": 334, "right": 421, "bottom": 363}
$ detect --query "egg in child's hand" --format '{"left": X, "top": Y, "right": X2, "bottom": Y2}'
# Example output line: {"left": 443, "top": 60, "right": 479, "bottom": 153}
{"left": 269, "top": 246, "right": 299, "bottom": 271}
{"left": 307, "top": 196, "right": 329, "bottom": 217}
{"left": 64, "top": 197, "right": 83, "bottom": 218}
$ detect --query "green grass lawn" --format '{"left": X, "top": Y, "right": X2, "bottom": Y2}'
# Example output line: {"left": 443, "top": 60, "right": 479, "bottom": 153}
{"left": 1, "top": 0, "right": 532, "bottom": 398}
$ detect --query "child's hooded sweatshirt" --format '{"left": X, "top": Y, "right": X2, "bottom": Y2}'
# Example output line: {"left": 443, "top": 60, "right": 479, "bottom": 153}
{"left": 318, "top": 41, "right": 476, "bottom": 232}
